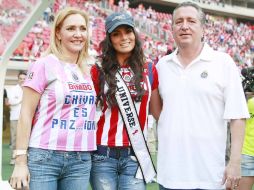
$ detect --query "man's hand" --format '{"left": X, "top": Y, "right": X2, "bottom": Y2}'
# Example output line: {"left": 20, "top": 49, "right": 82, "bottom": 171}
{"left": 222, "top": 162, "right": 241, "bottom": 190}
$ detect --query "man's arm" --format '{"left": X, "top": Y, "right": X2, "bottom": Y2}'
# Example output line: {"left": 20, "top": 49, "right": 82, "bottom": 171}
{"left": 245, "top": 92, "right": 254, "bottom": 100}
{"left": 149, "top": 89, "right": 162, "bottom": 121}
{"left": 222, "top": 119, "right": 245, "bottom": 190}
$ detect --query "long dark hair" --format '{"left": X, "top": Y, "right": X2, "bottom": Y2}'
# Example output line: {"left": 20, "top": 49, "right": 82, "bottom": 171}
{"left": 97, "top": 28, "right": 145, "bottom": 107}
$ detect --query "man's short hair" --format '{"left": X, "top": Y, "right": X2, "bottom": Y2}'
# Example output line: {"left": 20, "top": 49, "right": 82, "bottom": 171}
{"left": 172, "top": 1, "right": 206, "bottom": 26}
{"left": 18, "top": 71, "right": 27, "bottom": 78}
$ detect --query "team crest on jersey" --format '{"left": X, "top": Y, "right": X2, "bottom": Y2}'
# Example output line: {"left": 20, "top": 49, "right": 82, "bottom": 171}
{"left": 122, "top": 70, "right": 132, "bottom": 83}
{"left": 123, "top": 74, "right": 132, "bottom": 82}
{"left": 201, "top": 71, "right": 208, "bottom": 79}
{"left": 28, "top": 72, "right": 34, "bottom": 80}
{"left": 72, "top": 72, "right": 79, "bottom": 82}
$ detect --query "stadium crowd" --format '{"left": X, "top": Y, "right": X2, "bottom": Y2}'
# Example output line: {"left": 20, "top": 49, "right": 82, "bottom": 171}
{"left": 0, "top": 0, "right": 253, "bottom": 66}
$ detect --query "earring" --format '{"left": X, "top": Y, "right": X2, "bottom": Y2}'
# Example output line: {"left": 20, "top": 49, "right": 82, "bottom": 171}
{"left": 201, "top": 36, "right": 204, "bottom": 42}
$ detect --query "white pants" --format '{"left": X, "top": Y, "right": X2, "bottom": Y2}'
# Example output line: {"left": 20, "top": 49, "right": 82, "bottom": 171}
{"left": 10, "top": 120, "right": 18, "bottom": 158}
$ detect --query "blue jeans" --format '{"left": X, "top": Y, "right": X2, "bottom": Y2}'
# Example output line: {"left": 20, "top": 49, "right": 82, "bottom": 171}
{"left": 159, "top": 185, "right": 224, "bottom": 190}
{"left": 28, "top": 147, "right": 91, "bottom": 190}
{"left": 90, "top": 146, "right": 146, "bottom": 190}
{"left": 241, "top": 154, "right": 254, "bottom": 176}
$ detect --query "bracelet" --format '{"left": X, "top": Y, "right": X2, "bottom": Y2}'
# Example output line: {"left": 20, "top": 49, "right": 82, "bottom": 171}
{"left": 15, "top": 162, "right": 28, "bottom": 166}
{"left": 14, "top": 150, "right": 27, "bottom": 157}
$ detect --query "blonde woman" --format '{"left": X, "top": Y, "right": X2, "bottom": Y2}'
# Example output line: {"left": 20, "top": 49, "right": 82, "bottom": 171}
{"left": 9, "top": 7, "right": 96, "bottom": 190}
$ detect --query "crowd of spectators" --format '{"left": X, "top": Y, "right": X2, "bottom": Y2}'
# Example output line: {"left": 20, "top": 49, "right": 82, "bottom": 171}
{"left": 193, "top": 0, "right": 225, "bottom": 7}
{"left": 204, "top": 15, "right": 254, "bottom": 69}
{"left": 107, "top": 0, "right": 254, "bottom": 68}
{"left": 0, "top": 7, "right": 29, "bottom": 54}
{"left": 0, "top": 0, "right": 253, "bottom": 69}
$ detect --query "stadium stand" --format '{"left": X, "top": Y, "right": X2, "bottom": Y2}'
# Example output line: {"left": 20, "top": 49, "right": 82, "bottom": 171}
{"left": 0, "top": 1, "right": 29, "bottom": 55}
{"left": 1, "top": 0, "right": 254, "bottom": 82}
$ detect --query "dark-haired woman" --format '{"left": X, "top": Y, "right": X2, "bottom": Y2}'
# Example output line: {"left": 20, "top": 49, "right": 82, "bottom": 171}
{"left": 90, "top": 12, "right": 161, "bottom": 190}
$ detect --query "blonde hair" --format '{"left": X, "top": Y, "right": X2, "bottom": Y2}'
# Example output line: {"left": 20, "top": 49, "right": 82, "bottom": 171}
{"left": 45, "top": 7, "right": 90, "bottom": 73}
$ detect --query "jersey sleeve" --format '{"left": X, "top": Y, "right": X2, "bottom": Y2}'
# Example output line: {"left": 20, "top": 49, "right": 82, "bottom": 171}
{"left": 23, "top": 59, "right": 47, "bottom": 94}
{"left": 144, "top": 62, "right": 159, "bottom": 91}
{"left": 90, "top": 64, "right": 100, "bottom": 96}
{"left": 151, "top": 63, "right": 159, "bottom": 91}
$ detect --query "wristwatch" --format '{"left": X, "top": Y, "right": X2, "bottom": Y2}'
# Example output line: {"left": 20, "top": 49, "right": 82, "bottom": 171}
{"left": 14, "top": 150, "right": 27, "bottom": 157}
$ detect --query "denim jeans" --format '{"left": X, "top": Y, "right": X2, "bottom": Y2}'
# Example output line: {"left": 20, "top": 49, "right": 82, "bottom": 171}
{"left": 159, "top": 185, "right": 224, "bottom": 190}
{"left": 28, "top": 147, "right": 91, "bottom": 190}
{"left": 241, "top": 154, "right": 254, "bottom": 176}
{"left": 90, "top": 146, "right": 146, "bottom": 190}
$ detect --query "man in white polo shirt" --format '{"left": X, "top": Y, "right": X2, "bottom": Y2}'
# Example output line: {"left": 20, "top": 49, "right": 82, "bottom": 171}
{"left": 156, "top": 1, "right": 249, "bottom": 190}
{"left": 8, "top": 71, "right": 26, "bottom": 165}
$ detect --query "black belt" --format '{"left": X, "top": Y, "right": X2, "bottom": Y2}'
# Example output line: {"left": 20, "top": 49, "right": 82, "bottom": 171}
{"left": 94, "top": 145, "right": 135, "bottom": 159}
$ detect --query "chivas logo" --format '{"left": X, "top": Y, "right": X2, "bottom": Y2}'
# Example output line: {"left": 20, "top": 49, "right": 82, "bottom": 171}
{"left": 72, "top": 72, "right": 79, "bottom": 82}
{"left": 200, "top": 71, "right": 208, "bottom": 79}
{"left": 28, "top": 72, "right": 34, "bottom": 79}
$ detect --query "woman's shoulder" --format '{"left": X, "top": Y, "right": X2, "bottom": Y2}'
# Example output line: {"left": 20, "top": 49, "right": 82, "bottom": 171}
{"left": 34, "top": 54, "right": 59, "bottom": 65}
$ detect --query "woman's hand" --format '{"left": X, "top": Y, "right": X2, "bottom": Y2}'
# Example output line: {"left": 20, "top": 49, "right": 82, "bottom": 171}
{"left": 9, "top": 163, "right": 30, "bottom": 190}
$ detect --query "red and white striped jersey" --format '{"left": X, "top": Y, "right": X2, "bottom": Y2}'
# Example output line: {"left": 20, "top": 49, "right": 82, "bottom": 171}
{"left": 91, "top": 63, "right": 158, "bottom": 147}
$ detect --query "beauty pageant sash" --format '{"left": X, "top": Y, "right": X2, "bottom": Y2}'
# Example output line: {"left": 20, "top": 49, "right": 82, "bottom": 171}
{"left": 115, "top": 71, "right": 156, "bottom": 183}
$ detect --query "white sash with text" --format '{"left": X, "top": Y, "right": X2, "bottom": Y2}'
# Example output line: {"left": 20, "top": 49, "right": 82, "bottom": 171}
{"left": 115, "top": 71, "right": 156, "bottom": 183}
